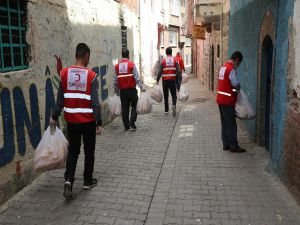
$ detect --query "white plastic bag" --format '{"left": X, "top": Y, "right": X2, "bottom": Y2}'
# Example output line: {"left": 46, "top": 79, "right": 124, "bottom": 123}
{"left": 235, "top": 90, "right": 256, "bottom": 120}
{"left": 150, "top": 85, "right": 163, "bottom": 102}
{"left": 178, "top": 85, "right": 189, "bottom": 102}
{"left": 182, "top": 73, "right": 190, "bottom": 83}
{"left": 108, "top": 94, "right": 121, "bottom": 116}
{"left": 34, "top": 126, "right": 68, "bottom": 172}
{"left": 144, "top": 76, "right": 157, "bottom": 88}
{"left": 137, "top": 92, "right": 152, "bottom": 114}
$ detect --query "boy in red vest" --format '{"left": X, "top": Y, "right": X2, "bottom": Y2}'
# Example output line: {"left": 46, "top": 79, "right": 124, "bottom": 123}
{"left": 50, "top": 43, "right": 103, "bottom": 199}
{"left": 113, "top": 49, "right": 145, "bottom": 131}
{"left": 216, "top": 51, "right": 245, "bottom": 153}
{"left": 157, "top": 47, "right": 182, "bottom": 117}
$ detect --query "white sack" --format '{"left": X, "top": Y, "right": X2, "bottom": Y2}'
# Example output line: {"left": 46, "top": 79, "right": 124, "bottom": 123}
{"left": 34, "top": 127, "right": 68, "bottom": 172}
{"left": 137, "top": 92, "right": 152, "bottom": 114}
{"left": 108, "top": 94, "right": 122, "bottom": 116}
{"left": 182, "top": 73, "right": 190, "bottom": 83}
{"left": 151, "top": 85, "right": 163, "bottom": 102}
{"left": 235, "top": 90, "right": 256, "bottom": 120}
{"left": 178, "top": 85, "right": 189, "bottom": 102}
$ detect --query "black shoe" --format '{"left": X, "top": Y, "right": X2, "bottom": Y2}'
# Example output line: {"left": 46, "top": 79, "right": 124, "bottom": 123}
{"left": 172, "top": 105, "right": 176, "bottom": 117}
{"left": 230, "top": 146, "right": 246, "bottom": 153}
{"left": 83, "top": 178, "right": 98, "bottom": 190}
{"left": 223, "top": 146, "right": 230, "bottom": 151}
{"left": 124, "top": 127, "right": 130, "bottom": 132}
{"left": 130, "top": 123, "right": 137, "bottom": 130}
{"left": 63, "top": 181, "right": 72, "bottom": 199}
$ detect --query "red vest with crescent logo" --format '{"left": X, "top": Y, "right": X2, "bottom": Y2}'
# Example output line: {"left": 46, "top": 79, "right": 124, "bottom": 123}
{"left": 162, "top": 56, "right": 177, "bottom": 81}
{"left": 115, "top": 59, "right": 136, "bottom": 89}
{"left": 61, "top": 66, "right": 96, "bottom": 123}
{"left": 216, "top": 61, "right": 237, "bottom": 105}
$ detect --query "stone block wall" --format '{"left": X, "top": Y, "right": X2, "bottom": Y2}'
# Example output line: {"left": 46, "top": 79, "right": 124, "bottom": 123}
{"left": 284, "top": 0, "right": 300, "bottom": 196}
{"left": 229, "top": 0, "right": 294, "bottom": 174}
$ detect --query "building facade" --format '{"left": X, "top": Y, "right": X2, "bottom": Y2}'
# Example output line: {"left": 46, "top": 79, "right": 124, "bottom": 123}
{"left": 158, "top": 0, "right": 192, "bottom": 74}
{"left": 192, "top": 0, "right": 229, "bottom": 91}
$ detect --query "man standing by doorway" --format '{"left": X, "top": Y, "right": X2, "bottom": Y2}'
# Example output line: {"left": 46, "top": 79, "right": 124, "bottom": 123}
{"left": 216, "top": 51, "right": 246, "bottom": 153}
{"left": 113, "top": 48, "right": 144, "bottom": 131}
{"left": 157, "top": 47, "right": 182, "bottom": 117}
{"left": 50, "top": 43, "right": 103, "bottom": 199}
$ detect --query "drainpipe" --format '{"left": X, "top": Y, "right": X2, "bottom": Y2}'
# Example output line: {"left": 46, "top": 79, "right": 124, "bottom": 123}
{"left": 138, "top": 0, "right": 142, "bottom": 79}
{"left": 220, "top": 0, "right": 223, "bottom": 65}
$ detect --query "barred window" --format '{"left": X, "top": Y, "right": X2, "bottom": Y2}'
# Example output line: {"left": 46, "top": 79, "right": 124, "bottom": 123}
{"left": 0, "top": 0, "right": 28, "bottom": 73}
{"left": 121, "top": 26, "right": 127, "bottom": 50}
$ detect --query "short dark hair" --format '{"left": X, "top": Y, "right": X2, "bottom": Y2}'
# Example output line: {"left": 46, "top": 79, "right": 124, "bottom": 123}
{"left": 230, "top": 51, "right": 243, "bottom": 62}
{"left": 122, "top": 49, "right": 129, "bottom": 58}
{"left": 166, "top": 47, "right": 172, "bottom": 55}
{"left": 75, "top": 43, "right": 90, "bottom": 59}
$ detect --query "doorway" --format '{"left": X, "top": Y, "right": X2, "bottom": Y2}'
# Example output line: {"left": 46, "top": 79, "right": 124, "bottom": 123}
{"left": 257, "top": 35, "right": 273, "bottom": 150}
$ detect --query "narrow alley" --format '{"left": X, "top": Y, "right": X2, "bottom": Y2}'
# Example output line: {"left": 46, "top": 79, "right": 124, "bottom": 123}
{"left": 0, "top": 79, "right": 299, "bottom": 225}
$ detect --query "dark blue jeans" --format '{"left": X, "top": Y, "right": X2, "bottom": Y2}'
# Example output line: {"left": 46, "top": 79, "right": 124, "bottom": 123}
{"left": 218, "top": 105, "right": 239, "bottom": 149}
{"left": 162, "top": 80, "right": 177, "bottom": 112}
{"left": 120, "top": 88, "right": 138, "bottom": 129}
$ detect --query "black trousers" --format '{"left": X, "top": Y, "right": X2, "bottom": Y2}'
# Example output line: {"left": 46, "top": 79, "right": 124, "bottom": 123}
{"left": 218, "top": 105, "right": 239, "bottom": 148}
{"left": 120, "top": 88, "right": 138, "bottom": 129}
{"left": 162, "top": 80, "right": 177, "bottom": 112}
{"left": 65, "top": 122, "right": 96, "bottom": 183}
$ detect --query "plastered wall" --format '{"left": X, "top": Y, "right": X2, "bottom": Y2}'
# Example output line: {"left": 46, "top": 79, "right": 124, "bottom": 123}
{"left": 0, "top": 0, "right": 139, "bottom": 205}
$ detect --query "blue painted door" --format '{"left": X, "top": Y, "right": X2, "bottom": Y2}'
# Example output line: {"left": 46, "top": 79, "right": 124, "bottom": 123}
{"left": 261, "top": 36, "right": 273, "bottom": 151}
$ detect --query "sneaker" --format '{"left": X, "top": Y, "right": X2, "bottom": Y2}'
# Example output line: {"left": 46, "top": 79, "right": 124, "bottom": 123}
{"left": 83, "top": 178, "right": 98, "bottom": 190}
{"left": 63, "top": 181, "right": 72, "bottom": 199}
{"left": 172, "top": 105, "right": 176, "bottom": 117}
{"left": 124, "top": 127, "right": 130, "bottom": 132}
{"left": 164, "top": 111, "right": 169, "bottom": 114}
{"left": 223, "top": 146, "right": 230, "bottom": 151}
{"left": 230, "top": 146, "right": 246, "bottom": 153}
{"left": 130, "top": 123, "right": 137, "bottom": 130}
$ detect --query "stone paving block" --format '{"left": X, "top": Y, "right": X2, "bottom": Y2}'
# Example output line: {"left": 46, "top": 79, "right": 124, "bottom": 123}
{"left": 95, "top": 215, "right": 116, "bottom": 224}
{"left": 114, "top": 218, "right": 135, "bottom": 225}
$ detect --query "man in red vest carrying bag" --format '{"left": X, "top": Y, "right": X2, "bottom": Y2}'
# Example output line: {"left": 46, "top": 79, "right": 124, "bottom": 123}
{"left": 157, "top": 47, "right": 182, "bottom": 117}
{"left": 113, "top": 48, "right": 144, "bottom": 131}
{"left": 216, "top": 51, "right": 245, "bottom": 153}
{"left": 175, "top": 51, "right": 185, "bottom": 73}
{"left": 50, "top": 43, "right": 103, "bottom": 199}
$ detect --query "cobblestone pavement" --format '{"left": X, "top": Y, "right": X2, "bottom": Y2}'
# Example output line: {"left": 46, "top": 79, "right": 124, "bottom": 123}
{"left": 1, "top": 79, "right": 300, "bottom": 225}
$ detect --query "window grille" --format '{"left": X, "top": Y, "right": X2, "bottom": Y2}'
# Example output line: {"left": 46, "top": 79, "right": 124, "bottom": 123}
{"left": 0, "top": 0, "right": 28, "bottom": 73}
{"left": 121, "top": 26, "right": 127, "bottom": 50}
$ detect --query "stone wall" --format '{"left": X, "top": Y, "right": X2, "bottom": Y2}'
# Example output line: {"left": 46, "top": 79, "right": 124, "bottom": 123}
{"left": 284, "top": 0, "right": 300, "bottom": 197}
{"left": 229, "top": 0, "right": 294, "bottom": 174}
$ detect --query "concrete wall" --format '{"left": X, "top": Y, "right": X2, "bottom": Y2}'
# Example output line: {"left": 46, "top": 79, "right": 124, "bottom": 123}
{"left": 0, "top": 0, "right": 139, "bottom": 205}
{"left": 229, "top": 0, "right": 294, "bottom": 173}
{"left": 139, "top": 0, "right": 161, "bottom": 78}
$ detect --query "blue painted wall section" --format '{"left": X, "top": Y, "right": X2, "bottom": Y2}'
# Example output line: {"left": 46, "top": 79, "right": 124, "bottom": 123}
{"left": 229, "top": 0, "right": 294, "bottom": 173}
{"left": 92, "top": 65, "right": 109, "bottom": 101}
{"left": 272, "top": 0, "right": 294, "bottom": 173}
{"left": 44, "top": 78, "right": 56, "bottom": 130}
{"left": 0, "top": 78, "right": 57, "bottom": 167}
{"left": 13, "top": 85, "right": 41, "bottom": 156}
{"left": 0, "top": 89, "right": 15, "bottom": 167}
